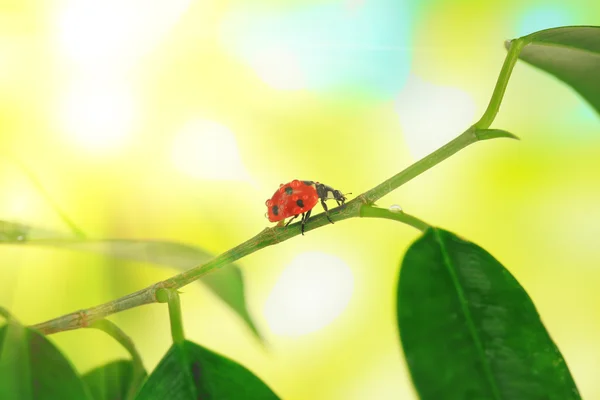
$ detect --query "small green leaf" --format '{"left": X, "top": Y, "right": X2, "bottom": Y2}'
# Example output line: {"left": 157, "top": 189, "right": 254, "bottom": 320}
{"left": 135, "top": 341, "right": 280, "bottom": 400}
{"left": 475, "top": 128, "right": 520, "bottom": 141}
{"left": 0, "top": 220, "right": 261, "bottom": 342}
{"left": 82, "top": 360, "right": 147, "bottom": 400}
{"left": 0, "top": 320, "right": 92, "bottom": 400}
{"left": 397, "top": 228, "right": 580, "bottom": 400}
{"left": 508, "top": 26, "right": 600, "bottom": 115}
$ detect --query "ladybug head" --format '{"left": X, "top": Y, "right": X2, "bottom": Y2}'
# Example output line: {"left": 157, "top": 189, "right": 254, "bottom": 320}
{"left": 328, "top": 188, "right": 346, "bottom": 204}
{"left": 315, "top": 182, "right": 347, "bottom": 206}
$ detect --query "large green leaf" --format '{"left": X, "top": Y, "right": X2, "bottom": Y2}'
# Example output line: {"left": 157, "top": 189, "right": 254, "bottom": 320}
{"left": 0, "top": 220, "right": 261, "bottom": 341}
{"left": 0, "top": 320, "right": 92, "bottom": 400}
{"left": 82, "top": 359, "right": 147, "bottom": 400}
{"left": 397, "top": 228, "right": 580, "bottom": 400}
{"left": 508, "top": 26, "right": 600, "bottom": 114}
{"left": 135, "top": 340, "right": 280, "bottom": 400}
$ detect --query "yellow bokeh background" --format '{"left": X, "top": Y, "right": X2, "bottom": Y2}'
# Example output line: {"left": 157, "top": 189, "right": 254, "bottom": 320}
{"left": 1, "top": 0, "right": 600, "bottom": 399}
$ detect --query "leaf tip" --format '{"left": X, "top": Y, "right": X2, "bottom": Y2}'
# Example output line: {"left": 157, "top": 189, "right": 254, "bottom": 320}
{"left": 476, "top": 128, "right": 520, "bottom": 141}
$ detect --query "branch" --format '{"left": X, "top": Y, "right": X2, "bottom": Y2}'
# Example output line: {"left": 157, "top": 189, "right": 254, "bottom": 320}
{"left": 86, "top": 319, "right": 146, "bottom": 400}
{"left": 360, "top": 206, "right": 431, "bottom": 232}
{"left": 474, "top": 38, "right": 525, "bottom": 130}
{"left": 156, "top": 289, "right": 185, "bottom": 344}
{"left": 87, "top": 319, "right": 144, "bottom": 368}
{"left": 29, "top": 39, "right": 525, "bottom": 336}
{"left": 30, "top": 128, "right": 504, "bottom": 335}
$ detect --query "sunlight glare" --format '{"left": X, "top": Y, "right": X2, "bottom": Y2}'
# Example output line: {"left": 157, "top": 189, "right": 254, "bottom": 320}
{"left": 57, "top": 0, "right": 192, "bottom": 70}
{"left": 171, "top": 119, "right": 250, "bottom": 181}
{"left": 264, "top": 251, "right": 354, "bottom": 336}
{"left": 4, "top": 192, "right": 31, "bottom": 222}
{"left": 395, "top": 75, "right": 476, "bottom": 160}
{"left": 61, "top": 79, "right": 135, "bottom": 151}
{"left": 58, "top": 0, "right": 136, "bottom": 69}
{"left": 221, "top": 0, "right": 411, "bottom": 97}
{"left": 248, "top": 46, "right": 306, "bottom": 90}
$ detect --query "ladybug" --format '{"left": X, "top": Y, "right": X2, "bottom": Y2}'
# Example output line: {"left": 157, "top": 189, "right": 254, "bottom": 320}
{"left": 265, "top": 180, "right": 348, "bottom": 235}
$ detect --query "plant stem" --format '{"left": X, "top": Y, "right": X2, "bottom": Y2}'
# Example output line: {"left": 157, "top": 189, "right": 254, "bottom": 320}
{"left": 362, "top": 127, "right": 476, "bottom": 205}
{"left": 87, "top": 319, "right": 146, "bottom": 400}
{"left": 360, "top": 206, "right": 430, "bottom": 232}
{"left": 474, "top": 38, "right": 525, "bottom": 130}
{"left": 361, "top": 127, "right": 516, "bottom": 205}
{"left": 29, "top": 127, "right": 513, "bottom": 335}
{"left": 0, "top": 306, "right": 11, "bottom": 321}
{"left": 157, "top": 289, "right": 185, "bottom": 344}
{"left": 30, "top": 129, "right": 506, "bottom": 336}
{"left": 29, "top": 41, "right": 524, "bottom": 336}
{"left": 87, "top": 319, "right": 144, "bottom": 369}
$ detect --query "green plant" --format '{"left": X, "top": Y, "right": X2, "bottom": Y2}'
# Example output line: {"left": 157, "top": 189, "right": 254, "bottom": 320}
{"left": 1, "top": 25, "right": 598, "bottom": 399}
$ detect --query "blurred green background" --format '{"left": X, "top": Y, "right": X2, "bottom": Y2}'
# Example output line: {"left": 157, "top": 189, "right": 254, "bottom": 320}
{"left": 1, "top": 0, "right": 599, "bottom": 399}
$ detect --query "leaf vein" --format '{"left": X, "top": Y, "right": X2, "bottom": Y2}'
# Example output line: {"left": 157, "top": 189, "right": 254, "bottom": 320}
{"left": 433, "top": 229, "right": 502, "bottom": 400}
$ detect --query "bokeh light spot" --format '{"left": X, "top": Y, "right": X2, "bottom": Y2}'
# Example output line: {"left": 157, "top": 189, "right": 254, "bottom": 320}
{"left": 516, "top": 7, "right": 572, "bottom": 37}
{"left": 221, "top": 0, "right": 411, "bottom": 97}
{"left": 264, "top": 251, "right": 354, "bottom": 336}
{"left": 61, "top": 79, "right": 135, "bottom": 151}
{"left": 395, "top": 75, "right": 476, "bottom": 160}
{"left": 171, "top": 119, "right": 250, "bottom": 181}
{"left": 58, "top": 0, "right": 135, "bottom": 68}
{"left": 248, "top": 46, "right": 306, "bottom": 90}
{"left": 56, "top": 0, "right": 192, "bottom": 70}
{"left": 3, "top": 192, "right": 31, "bottom": 221}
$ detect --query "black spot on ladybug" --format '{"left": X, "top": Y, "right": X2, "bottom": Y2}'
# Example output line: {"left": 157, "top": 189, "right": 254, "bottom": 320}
{"left": 296, "top": 199, "right": 304, "bottom": 208}
{"left": 303, "top": 180, "right": 314, "bottom": 186}
{"left": 272, "top": 205, "right": 279, "bottom": 216}
{"left": 285, "top": 186, "right": 293, "bottom": 195}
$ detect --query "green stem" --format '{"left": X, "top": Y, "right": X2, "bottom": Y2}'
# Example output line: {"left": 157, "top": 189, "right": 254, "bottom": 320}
{"left": 30, "top": 127, "right": 516, "bottom": 336}
{"left": 157, "top": 289, "right": 185, "bottom": 344}
{"left": 360, "top": 206, "right": 430, "bottom": 232}
{"left": 474, "top": 38, "right": 525, "bottom": 130}
{"left": 0, "top": 306, "right": 11, "bottom": 321}
{"left": 29, "top": 39, "right": 523, "bottom": 336}
{"left": 87, "top": 319, "right": 144, "bottom": 369}
{"left": 362, "top": 126, "right": 516, "bottom": 205}
{"left": 87, "top": 319, "right": 146, "bottom": 400}
{"left": 362, "top": 128, "right": 477, "bottom": 205}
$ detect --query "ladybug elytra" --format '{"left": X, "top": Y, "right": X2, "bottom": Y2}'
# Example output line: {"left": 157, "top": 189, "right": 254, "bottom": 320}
{"left": 265, "top": 180, "right": 347, "bottom": 235}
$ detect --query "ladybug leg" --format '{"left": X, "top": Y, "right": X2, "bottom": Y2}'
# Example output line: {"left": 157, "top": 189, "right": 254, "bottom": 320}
{"left": 284, "top": 214, "right": 300, "bottom": 227}
{"left": 320, "top": 200, "right": 334, "bottom": 224}
{"left": 301, "top": 210, "right": 312, "bottom": 235}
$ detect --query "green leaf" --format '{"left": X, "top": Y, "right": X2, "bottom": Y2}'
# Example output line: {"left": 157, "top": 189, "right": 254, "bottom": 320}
{"left": 0, "top": 320, "right": 92, "bottom": 400}
{"left": 0, "top": 220, "right": 261, "bottom": 341}
{"left": 135, "top": 341, "right": 280, "bottom": 400}
{"left": 397, "top": 228, "right": 580, "bottom": 400}
{"left": 508, "top": 26, "right": 600, "bottom": 115}
{"left": 475, "top": 128, "right": 520, "bottom": 141}
{"left": 82, "top": 360, "right": 147, "bottom": 400}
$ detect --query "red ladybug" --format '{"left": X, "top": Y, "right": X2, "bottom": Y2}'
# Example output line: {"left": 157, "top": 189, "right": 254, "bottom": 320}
{"left": 265, "top": 180, "right": 347, "bottom": 235}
